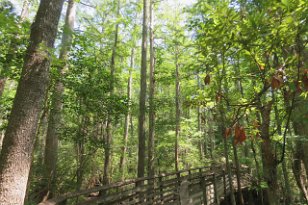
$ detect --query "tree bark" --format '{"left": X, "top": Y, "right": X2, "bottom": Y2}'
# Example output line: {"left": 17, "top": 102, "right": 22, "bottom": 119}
{"left": 119, "top": 48, "right": 134, "bottom": 180}
{"left": 175, "top": 53, "right": 180, "bottom": 172}
{"left": 76, "top": 116, "right": 86, "bottom": 192}
{"left": 148, "top": 0, "right": 155, "bottom": 179}
{"left": 0, "top": 0, "right": 64, "bottom": 203}
{"left": 259, "top": 102, "right": 279, "bottom": 205}
{"left": 219, "top": 53, "right": 236, "bottom": 205}
{"left": 137, "top": 0, "right": 148, "bottom": 182}
{"left": 43, "top": 0, "right": 76, "bottom": 199}
{"left": 102, "top": 0, "right": 120, "bottom": 186}
{"left": 292, "top": 109, "right": 308, "bottom": 202}
{"left": 272, "top": 90, "right": 292, "bottom": 204}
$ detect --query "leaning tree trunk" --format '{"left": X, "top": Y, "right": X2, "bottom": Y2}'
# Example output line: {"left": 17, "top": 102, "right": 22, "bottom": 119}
{"left": 137, "top": 0, "right": 148, "bottom": 183}
{"left": 43, "top": 0, "right": 76, "bottom": 200}
{"left": 0, "top": 0, "right": 64, "bottom": 204}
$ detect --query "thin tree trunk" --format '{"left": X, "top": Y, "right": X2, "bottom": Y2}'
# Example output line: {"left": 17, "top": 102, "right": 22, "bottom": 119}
{"left": 137, "top": 0, "right": 148, "bottom": 183}
{"left": 76, "top": 116, "right": 86, "bottom": 192}
{"left": 0, "top": 0, "right": 64, "bottom": 203}
{"left": 284, "top": 35, "right": 308, "bottom": 203}
{"left": 220, "top": 53, "right": 236, "bottom": 205}
{"left": 208, "top": 110, "right": 214, "bottom": 159}
{"left": 148, "top": 0, "right": 155, "bottom": 179}
{"left": 102, "top": 0, "right": 120, "bottom": 186}
{"left": 197, "top": 76, "right": 204, "bottom": 161}
{"left": 232, "top": 143, "right": 244, "bottom": 205}
{"left": 0, "top": 79, "right": 5, "bottom": 98}
{"left": 198, "top": 107, "right": 204, "bottom": 161}
{"left": 43, "top": 0, "right": 75, "bottom": 200}
{"left": 224, "top": 56, "right": 244, "bottom": 205}
{"left": 119, "top": 48, "right": 134, "bottom": 180}
{"left": 220, "top": 110, "right": 236, "bottom": 205}
{"left": 243, "top": 111, "right": 264, "bottom": 205}
{"left": 272, "top": 90, "right": 292, "bottom": 204}
{"left": 175, "top": 53, "right": 180, "bottom": 172}
{"left": 292, "top": 122, "right": 308, "bottom": 202}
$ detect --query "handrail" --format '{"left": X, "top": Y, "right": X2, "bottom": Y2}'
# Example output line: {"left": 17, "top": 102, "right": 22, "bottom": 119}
{"left": 39, "top": 164, "right": 251, "bottom": 205}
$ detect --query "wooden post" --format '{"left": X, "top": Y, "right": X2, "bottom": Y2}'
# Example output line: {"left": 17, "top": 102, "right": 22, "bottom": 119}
{"left": 199, "top": 168, "right": 208, "bottom": 205}
{"left": 180, "top": 179, "right": 191, "bottom": 205}
{"left": 223, "top": 169, "right": 227, "bottom": 199}
{"left": 213, "top": 173, "right": 219, "bottom": 204}
{"left": 159, "top": 175, "right": 164, "bottom": 203}
{"left": 176, "top": 172, "right": 181, "bottom": 202}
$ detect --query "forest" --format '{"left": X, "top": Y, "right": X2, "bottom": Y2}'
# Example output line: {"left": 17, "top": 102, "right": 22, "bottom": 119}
{"left": 0, "top": 0, "right": 307, "bottom": 204}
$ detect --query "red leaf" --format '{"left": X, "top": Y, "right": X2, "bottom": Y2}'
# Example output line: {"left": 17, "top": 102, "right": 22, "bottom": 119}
{"left": 216, "top": 93, "right": 221, "bottom": 103}
{"left": 302, "top": 70, "right": 308, "bottom": 90}
{"left": 204, "top": 75, "right": 211, "bottom": 85}
{"left": 271, "top": 75, "right": 283, "bottom": 89}
{"left": 225, "top": 127, "right": 231, "bottom": 138}
{"left": 238, "top": 127, "right": 246, "bottom": 144}
{"left": 234, "top": 124, "right": 246, "bottom": 145}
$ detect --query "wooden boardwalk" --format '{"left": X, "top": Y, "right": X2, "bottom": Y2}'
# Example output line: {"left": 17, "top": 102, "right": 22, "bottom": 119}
{"left": 39, "top": 165, "right": 252, "bottom": 205}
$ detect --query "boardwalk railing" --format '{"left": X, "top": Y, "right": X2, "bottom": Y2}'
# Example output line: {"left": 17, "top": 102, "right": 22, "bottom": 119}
{"left": 39, "top": 165, "right": 251, "bottom": 205}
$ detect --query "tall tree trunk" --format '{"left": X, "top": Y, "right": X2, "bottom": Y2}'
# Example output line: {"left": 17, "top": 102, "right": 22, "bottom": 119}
{"left": 197, "top": 76, "right": 204, "bottom": 161}
{"left": 137, "top": 0, "right": 148, "bottom": 182}
{"left": 220, "top": 53, "right": 236, "bottom": 205}
{"left": 102, "top": 0, "right": 120, "bottom": 186}
{"left": 198, "top": 107, "right": 204, "bottom": 161}
{"left": 208, "top": 110, "right": 214, "bottom": 159}
{"left": 259, "top": 102, "right": 279, "bottom": 205}
{"left": 119, "top": 48, "right": 134, "bottom": 180}
{"left": 291, "top": 36, "right": 308, "bottom": 203}
{"left": 272, "top": 90, "right": 292, "bottom": 204}
{"left": 0, "top": 0, "right": 64, "bottom": 203}
{"left": 232, "top": 143, "right": 244, "bottom": 205}
{"left": 220, "top": 108, "right": 236, "bottom": 205}
{"left": 76, "top": 116, "right": 86, "bottom": 192}
{"left": 43, "top": 0, "right": 75, "bottom": 200}
{"left": 292, "top": 120, "right": 308, "bottom": 202}
{"left": 148, "top": 0, "right": 155, "bottom": 179}
{"left": 175, "top": 53, "right": 180, "bottom": 172}
{"left": 224, "top": 56, "right": 244, "bottom": 205}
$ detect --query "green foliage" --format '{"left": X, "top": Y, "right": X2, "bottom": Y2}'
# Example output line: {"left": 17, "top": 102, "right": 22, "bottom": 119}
{"left": 1, "top": 0, "right": 307, "bottom": 203}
